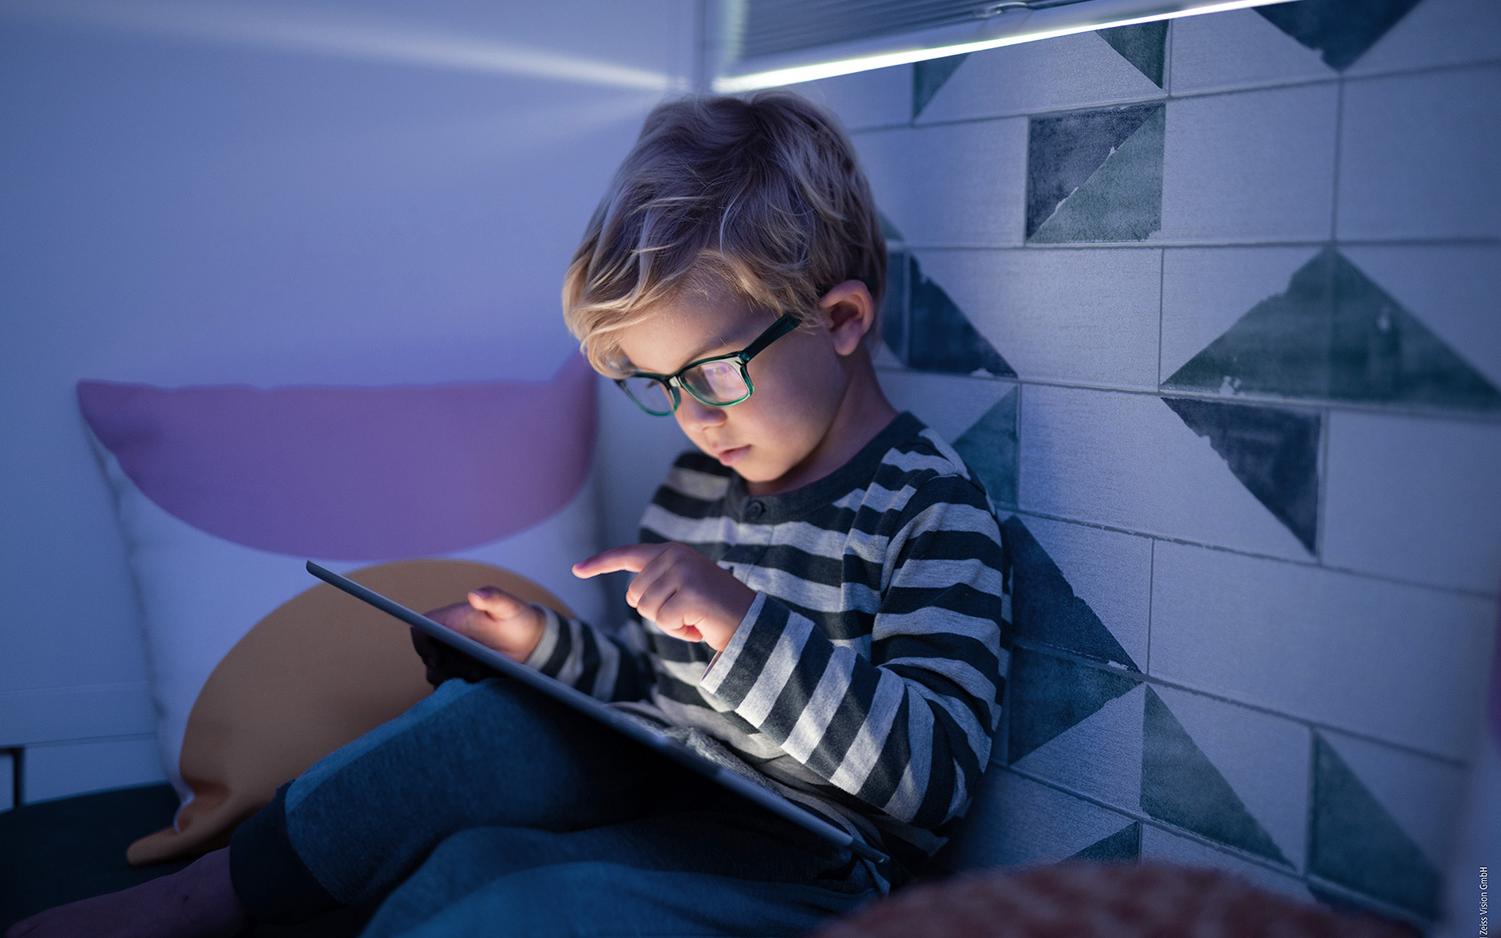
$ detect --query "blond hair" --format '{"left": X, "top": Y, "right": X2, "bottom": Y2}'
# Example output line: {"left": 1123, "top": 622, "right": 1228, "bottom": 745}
{"left": 561, "top": 90, "right": 887, "bottom": 379}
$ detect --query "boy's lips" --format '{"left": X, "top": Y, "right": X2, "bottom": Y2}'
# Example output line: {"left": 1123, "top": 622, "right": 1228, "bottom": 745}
{"left": 715, "top": 445, "right": 750, "bottom": 464}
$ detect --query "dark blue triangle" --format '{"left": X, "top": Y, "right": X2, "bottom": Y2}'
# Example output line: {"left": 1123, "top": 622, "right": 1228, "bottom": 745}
{"left": 1097, "top": 21, "right": 1166, "bottom": 88}
{"left": 1001, "top": 516, "right": 1140, "bottom": 672}
{"left": 881, "top": 248, "right": 908, "bottom": 364}
{"left": 1161, "top": 397, "right": 1321, "bottom": 555}
{"left": 1007, "top": 646, "right": 1137, "bottom": 765}
{"left": 1142, "top": 688, "right": 1291, "bottom": 867}
{"left": 1163, "top": 246, "right": 1501, "bottom": 412}
{"left": 908, "top": 254, "right": 1015, "bottom": 377}
{"left": 953, "top": 388, "right": 1018, "bottom": 509}
{"left": 913, "top": 54, "right": 967, "bottom": 119}
{"left": 1070, "top": 821, "right": 1142, "bottom": 863}
{"left": 1256, "top": 0, "right": 1422, "bottom": 72}
{"left": 1309, "top": 733, "right": 1440, "bottom": 918}
{"left": 1026, "top": 104, "right": 1155, "bottom": 240}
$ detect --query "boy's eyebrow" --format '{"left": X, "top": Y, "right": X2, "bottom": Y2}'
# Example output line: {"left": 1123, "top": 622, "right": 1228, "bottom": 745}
{"left": 634, "top": 331, "right": 738, "bottom": 375}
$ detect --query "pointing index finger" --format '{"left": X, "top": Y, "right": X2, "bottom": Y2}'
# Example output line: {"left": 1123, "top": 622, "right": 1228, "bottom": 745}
{"left": 572, "top": 544, "right": 661, "bottom": 578}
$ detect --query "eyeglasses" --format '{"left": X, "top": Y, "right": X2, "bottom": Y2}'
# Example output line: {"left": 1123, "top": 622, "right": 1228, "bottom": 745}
{"left": 615, "top": 312, "right": 799, "bottom": 416}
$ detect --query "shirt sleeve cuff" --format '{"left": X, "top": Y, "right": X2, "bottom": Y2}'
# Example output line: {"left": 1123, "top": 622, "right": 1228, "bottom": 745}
{"left": 521, "top": 603, "right": 564, "bottom": 672}
{"left": 698, "top": 590, "right": 771, "bottom": 695}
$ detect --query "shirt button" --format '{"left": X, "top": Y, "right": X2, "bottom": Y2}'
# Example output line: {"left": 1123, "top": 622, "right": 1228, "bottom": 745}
{"left": 746, "top": 500, "right": 765, "bottom": 519}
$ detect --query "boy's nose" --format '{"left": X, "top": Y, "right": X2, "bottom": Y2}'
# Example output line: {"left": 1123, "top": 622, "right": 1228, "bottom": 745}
{"left": 676, "top": 393, "right": 726, "bottom": 427}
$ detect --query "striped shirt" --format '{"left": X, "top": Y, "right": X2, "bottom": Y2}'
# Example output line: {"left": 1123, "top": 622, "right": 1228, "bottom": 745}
{"left": 521, "top": 410, "right": 1010, "bottom": 894}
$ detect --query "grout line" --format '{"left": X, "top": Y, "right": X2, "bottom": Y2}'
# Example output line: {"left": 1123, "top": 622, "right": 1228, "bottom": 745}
{"left": 998, "top": 762, "right": 1303, "bottom": 876}
{"left": 1003, "top": 638, "right": 1472, "bottom": 769}
{"left": 995, "top": 764, "right": 1428, "bottom": 929}
{"left": 1013, "top": 381, "right": 1023, "bottom": 507}
{"left": 1156, "top": 247, "right": 1166, "bottom": 385}
{"left": 1303, "top": 726, "right": 1319, "bottom": 876}
{"left": 987, "top": 503, "right": 1499, "bottom": 601}
{"left": 848, "top": 58, "right": 1501, "bottom": 136}
{"left": 841, "top": 234, "right": 1501, "bottom": 250}
{"left": 877, "top": 364, "right": 1501, "bottom": 428}
{"left": 1316, "top": 405, "right": 1331, "bottom": 562}
{"left": 1163, "top": 16, "right": 1173, "bottom": 97}
{"left": 691, "top": 0, "right": 709, "bottom": 94}
{"left": 1330, "top": 72, "right": 1344, "bottom": 241}
{"left": 1146, "top": 538, "right": 1155, "bottom": 675}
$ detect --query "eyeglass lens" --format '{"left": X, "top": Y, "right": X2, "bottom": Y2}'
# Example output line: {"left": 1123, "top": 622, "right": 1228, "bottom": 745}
{"left": 621, "top": 360, "right": 751, "bottom": 413}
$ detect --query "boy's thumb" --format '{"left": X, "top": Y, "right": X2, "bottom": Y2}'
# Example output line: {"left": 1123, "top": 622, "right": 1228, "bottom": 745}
{"left": 469, "top": 587, "right": 519, "bottom": 614}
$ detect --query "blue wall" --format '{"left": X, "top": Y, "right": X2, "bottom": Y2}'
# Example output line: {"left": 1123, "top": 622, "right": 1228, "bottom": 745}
{"left": 788, "top": 0, "right": 1500, "bottom": 929}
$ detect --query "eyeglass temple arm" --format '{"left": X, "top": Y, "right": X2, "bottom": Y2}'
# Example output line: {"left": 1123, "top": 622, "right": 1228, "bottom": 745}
{"left": 738, "top": 313, "right": 798, "bottom": 360}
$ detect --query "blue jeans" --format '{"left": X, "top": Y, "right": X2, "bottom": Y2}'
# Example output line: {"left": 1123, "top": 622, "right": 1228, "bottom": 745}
{"left": 229, "top": 675, "right": 882, "bottom": 937}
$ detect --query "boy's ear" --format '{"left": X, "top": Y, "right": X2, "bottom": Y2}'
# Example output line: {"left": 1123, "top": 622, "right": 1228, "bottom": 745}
{"left": 817, "top": 280, "right": 877, "bottom": 357}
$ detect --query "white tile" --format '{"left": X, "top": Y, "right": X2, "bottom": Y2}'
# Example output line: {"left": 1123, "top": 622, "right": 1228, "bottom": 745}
{"left": 1005, "top": 511, "right": 1153, "bottom": 671}
{"left": 938, "top": 767, "right": 1139, "bottom": 872}
{"left": 852, "top": 120, "right": 1028, "bottom": 247}
{"left": 1158, "top": 84, "right": 1338, "bottom": 243}
{"left": 1344, "top": 0, "right": 1501, "bottom": 78}
{"left": 1319, "top": 729, "right": 1469, "bottom": 873}
{"left": 1339, "top": 245, "right": 1501, "bottom": 393}
{"left": 877, "top": 367, "right": 1014, "bottom": 444}
{"left": 1009, "top": 679, "right": 1145, "bottom": 816}
{"left": 1018, "top": 385, "right": 1314, "bottom": 559}
{"left": 1324, "top": 411, "right": 1501, "bottom": 594}
{"left": 1338, "top": 67, "right": 1501, "bottom": 242}
{"left": 1141, "top": 824, "right": 1316, "bottom": 904}
{"left": 1170, "top": 9, "right": 1334, "bottom": 96}
{"left": 1150, "top": 540, "right": 1498, "bottom": 761}
{"left": 22, "top": 735, "right": 167, "bottom": 804}
{"left": 1151, "top": 684, "right": 1310, "bottom": 872}
{"left": 774, "top": 64, "right": 911, "bottom": 130}
{"left": 916, "top": 29, "right": 1163, "bottom": 125}
{"left": 1160, "top": 246, "right": 1325, "bottom": 382}
{"left": 910, "top": 247, "right": 1162, "bottom": 390}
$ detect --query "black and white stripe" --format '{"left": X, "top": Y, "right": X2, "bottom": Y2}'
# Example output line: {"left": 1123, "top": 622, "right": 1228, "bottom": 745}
{"left": 522, "top": 414, "right": 1010, "bottom": 890}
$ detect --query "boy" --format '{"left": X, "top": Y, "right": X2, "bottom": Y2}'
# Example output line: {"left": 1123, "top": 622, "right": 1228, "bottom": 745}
{"left": 9, "top": 90, "right": 1009, "bottom": 938}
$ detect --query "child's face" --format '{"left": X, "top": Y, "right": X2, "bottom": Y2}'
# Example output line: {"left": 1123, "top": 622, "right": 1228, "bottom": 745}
{"left": 613, "top": 279, "right": 881, "bottom": 494}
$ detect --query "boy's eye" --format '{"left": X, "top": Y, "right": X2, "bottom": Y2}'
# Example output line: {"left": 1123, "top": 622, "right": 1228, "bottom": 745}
{"left": 619, "top": 376, "right": 675, "bottom": 414}
{"left": 683, "top": 361, "right": 749, "bottom": 403}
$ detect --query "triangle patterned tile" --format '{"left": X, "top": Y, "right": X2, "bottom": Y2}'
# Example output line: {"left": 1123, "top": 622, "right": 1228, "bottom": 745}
{"left": 1006, "top": 646, "right": 1139, "bottom": 765}
{"left": 1163, "top": 246, "right": 1501, "bottom": 412}
{"left": 1069, "top": 821, "right": 1142, "bottom": 863}
{"left": 1026, "top": 103, "right": 1161, "bottom": 243}
{"left": 1141, "top": 688, "right": 1291, "bottom": 867}
{"left": 1098, "top": 20, "right": 1167, "bottom": 88}
{"left": 913, "top": 54, "right": 968, "bottom": 120}
{"left": 1309, "top": 733, "right": 1441, "bottom": 919}
{"left": 1256, "top": 0, "right": 1424, "bottom": 71}
{"left": 878, "top": 210, "right": 905, "bottom": 246}
{"left": 1012, "top": 679, "right": 1146, "bottom": 813}
{"left": 939, "top": 769, "right": 1144, "bottom": 871}
{"left": 1000, "top": 516, "right": 1140, "bottom": 671}
{"left": 880, "top": 247, "right": 909, "bottom": 365}
{"left": 908, "top": 253, "right": 1016, "bottom": 377}
{"left": 953, "top": 388, "right": 1018, "bottom": 509}
{"left": 1161, "top": 397, "right": 1321, "bottom": 555}
{"left": 1151, "top": 684, "right": 1308, "bottom": 870}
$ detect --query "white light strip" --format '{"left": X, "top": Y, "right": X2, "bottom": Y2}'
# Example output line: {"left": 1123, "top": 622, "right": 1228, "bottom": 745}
{"left": 712, "top": 0, "right": 1299, "bottom": 93}
{"left": 8, "top": 0, "right": 678, "bottom": 91}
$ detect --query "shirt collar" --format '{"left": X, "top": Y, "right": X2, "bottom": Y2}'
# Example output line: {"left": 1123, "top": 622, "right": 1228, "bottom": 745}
{"left": 722, "top": 411, "right": 924, "bottom": 524}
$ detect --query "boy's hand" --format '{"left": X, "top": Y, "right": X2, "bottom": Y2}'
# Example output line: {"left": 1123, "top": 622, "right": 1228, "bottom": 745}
{"left": 410, "top": 587, "right": 546, "bottom": 688}
{"left": 572, "top": 542, "right": 755, "bottom": 653}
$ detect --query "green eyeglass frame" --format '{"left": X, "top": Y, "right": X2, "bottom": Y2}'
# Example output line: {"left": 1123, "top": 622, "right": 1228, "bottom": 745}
{"left": 615, "top": 312, "right": 800, "bottom": 416}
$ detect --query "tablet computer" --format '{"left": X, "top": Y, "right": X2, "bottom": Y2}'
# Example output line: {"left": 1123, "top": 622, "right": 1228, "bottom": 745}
{"left": 304, "top": 560, "right": 892, "bottom": 868}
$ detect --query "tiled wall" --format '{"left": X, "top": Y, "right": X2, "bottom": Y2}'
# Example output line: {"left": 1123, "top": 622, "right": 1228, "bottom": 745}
{"left": 785, "top": 0, "right": 1500, "bottom": 930}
